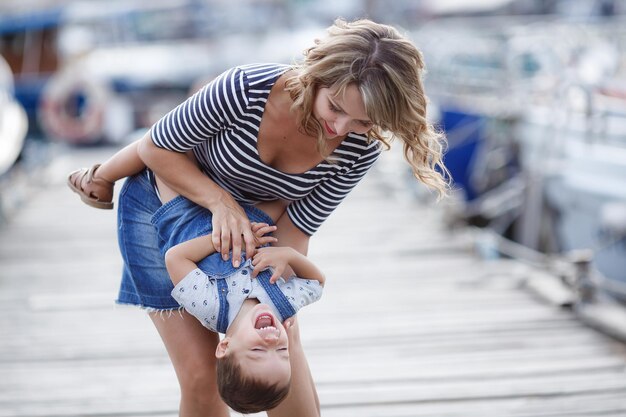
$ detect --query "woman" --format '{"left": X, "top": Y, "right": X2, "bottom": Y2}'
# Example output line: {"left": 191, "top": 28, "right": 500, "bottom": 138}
{"left": 75, "top": 18, "right": 448, "bottom": 416}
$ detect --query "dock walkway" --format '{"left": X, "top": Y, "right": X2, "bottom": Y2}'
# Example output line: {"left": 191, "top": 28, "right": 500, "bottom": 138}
{"left": 2, "top": 146, "right": 626, "bottom": 417}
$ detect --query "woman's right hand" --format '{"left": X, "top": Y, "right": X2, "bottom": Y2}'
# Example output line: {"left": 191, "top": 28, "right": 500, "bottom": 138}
{"left": 137, "top": 134, "right": 259, "bottom": 267}
{"left": 210, "top": 193, "right": 258, "bottom": 267}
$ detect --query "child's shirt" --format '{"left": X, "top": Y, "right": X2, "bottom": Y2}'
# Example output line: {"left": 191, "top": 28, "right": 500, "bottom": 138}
{"left": 151, "top": 194, "right": 323, "bottom": 332}
{"left": 171, "top": 259, "right": 323, "bottom": 333}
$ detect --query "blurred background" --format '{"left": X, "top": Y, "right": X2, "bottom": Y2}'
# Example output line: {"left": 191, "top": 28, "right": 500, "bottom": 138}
{"left": 1, "top": 0, "right": 625, "bottom": 306}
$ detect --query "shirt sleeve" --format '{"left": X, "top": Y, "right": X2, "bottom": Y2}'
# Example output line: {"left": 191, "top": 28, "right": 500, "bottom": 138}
{"left": 277, "top": 276, "right": 323, "bottom": 310}
{"left": 287, "top": 139, "right": 383, "bottom": 235}
{"left": 150, "top": 67, "right": 249, "bottom": 152}
{"left": 171, "top": 268, "right": 219, "bottom": 331}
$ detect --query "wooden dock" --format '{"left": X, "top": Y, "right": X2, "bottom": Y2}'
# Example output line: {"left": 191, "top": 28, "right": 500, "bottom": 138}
{"left": 2, "top": 145, "right": 626, "bottom": 417}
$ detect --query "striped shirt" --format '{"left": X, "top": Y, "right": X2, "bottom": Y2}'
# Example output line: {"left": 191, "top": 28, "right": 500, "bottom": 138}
{"left": 151, "top": 63, "right": 382, "bottom": 235}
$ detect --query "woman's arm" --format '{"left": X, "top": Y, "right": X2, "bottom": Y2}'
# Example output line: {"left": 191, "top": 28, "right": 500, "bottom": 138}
{"left": 265, "top": 211, "right": 320, "bottom": 417}
{"left": 137, "top": 133, "right": 258, "bottom": 266}
{"left": 268, "top": 317, "right": 320, "bottom": 417}
{"left": 245, "top": 201, "right": 311, "bottom": 275}
{"left": 272, "top": 209, "right": 311, "bottom": 256}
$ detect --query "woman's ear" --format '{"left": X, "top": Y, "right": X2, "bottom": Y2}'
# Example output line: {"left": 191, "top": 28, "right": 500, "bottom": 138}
{"left": 215, "top": 337, "right": 230, "bottom": 358}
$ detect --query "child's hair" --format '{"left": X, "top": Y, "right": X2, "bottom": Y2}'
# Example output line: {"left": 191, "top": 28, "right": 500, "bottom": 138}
{"left": 217, "top": 355, "right": 291, "bottom": 413}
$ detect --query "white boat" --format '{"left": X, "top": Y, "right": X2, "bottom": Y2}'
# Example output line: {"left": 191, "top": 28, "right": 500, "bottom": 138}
{"left": 415, "top": 17, "right": 626, "bottom": 301}
{"left": 518, "top": 77, "right": 626, "bottom": 297}
{"left": 0, "top": 55, "right": 28, "bottom": 177}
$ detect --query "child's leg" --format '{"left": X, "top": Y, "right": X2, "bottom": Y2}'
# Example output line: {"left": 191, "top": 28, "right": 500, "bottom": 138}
{"left": 67, "top": 140, "right": 146, "bottom": 209}
{"left": 154, "top": 176, "right": 180, "bottom": 203}
{"left": 153, "top": 151, "right": 198, "bottom": 204}
{"left": 95, "top": 140, "right": 147, "bottom": 183}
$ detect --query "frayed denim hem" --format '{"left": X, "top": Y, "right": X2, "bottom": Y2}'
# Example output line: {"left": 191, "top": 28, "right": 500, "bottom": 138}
{"left": 115, "top": 300, "right": 185, "bottom": 318}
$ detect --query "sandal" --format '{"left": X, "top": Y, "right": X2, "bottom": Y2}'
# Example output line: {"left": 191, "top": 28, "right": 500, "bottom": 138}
{"left": 67, "top": 163, "right": 115, "bottom": 209}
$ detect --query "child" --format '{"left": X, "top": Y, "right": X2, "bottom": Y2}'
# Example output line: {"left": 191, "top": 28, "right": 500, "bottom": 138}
{"left": 163, "top": 212, "right": 324, "bottom": 413}
{"left": 67, "top": 141, "right": 326, "bottom": 413}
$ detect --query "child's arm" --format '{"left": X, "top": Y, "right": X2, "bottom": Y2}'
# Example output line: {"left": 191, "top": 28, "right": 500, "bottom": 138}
{"left": 251, "top": 247, "right": 325, "bottom": 286}
{"left": 164, "top": 234, "right": 216, "bottom": 285}
{"left": 165, "top": 222, "right": 277, "bottom": 285}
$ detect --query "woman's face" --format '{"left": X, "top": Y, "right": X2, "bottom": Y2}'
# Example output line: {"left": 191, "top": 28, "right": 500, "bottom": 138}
{"left": 313, "top": 83, "right": 373, "bottom": 138}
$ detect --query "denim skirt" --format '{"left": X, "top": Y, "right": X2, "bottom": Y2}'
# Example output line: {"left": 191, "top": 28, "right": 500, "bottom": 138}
{"left": 116, "top": 171, "right": 273, "bottom": 310}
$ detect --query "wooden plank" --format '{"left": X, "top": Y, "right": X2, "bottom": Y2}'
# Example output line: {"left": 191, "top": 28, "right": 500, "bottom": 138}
{"left": 2, "top": 147, "right": 626, "bottom": 417}
{"left": 315, "top": 371, "right": 626, "bottom": 406}
{"left": 3, "top": 363, "right": 626, "bottom": 416}
{"left": 576, "top": 302, "right": 626, "bottom": 342}
{"left": 319, "top": 392, "right": 626, "bottom": 417}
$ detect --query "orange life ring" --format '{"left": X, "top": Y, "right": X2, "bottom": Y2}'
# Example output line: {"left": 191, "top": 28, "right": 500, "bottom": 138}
{"left": 38, "top": 69, "right": 108, "bottom": 145}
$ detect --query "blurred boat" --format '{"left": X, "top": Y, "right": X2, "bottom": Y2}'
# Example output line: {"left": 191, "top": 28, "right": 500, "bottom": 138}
{"left": 0, "top": 2, "right": 215, "bottom": 145}
{"left": 0, "top": 54, "right": 28, "bottom": 176}
{"left": 519, "top": 71, "right": 626, "bottom": 300}
{"left": 415, "top": 17, "right": 626, "bottom": 304}
{"left": 0, "top": 6, "right": 63, "bottom": 141}
{"left": 0, "top": 0, "right": 322, "bottom": 145}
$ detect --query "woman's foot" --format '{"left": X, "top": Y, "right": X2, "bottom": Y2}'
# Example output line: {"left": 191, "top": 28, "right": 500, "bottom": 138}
{"left": 67, "top": 164, "right": 115, "bottom": 209}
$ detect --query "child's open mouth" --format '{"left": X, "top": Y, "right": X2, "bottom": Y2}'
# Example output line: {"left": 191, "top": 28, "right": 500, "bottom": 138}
{"left": 255, "top": 313, "right": 274, "bottom": 329}
{"left": 254, "top": 313, "right": 280, "bottom": 339}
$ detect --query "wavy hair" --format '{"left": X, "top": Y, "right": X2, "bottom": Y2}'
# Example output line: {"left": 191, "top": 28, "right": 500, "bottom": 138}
{"left": 285, "top": 18, "right": 450, "bottom": 198}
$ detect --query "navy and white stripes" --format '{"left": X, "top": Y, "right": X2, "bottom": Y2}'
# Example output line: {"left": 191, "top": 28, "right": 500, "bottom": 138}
{"left": 151, "top": 63, "right": 382, "bottom": 235}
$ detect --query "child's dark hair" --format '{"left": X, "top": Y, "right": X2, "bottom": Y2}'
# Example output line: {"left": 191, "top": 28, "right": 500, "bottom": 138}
{"left": 217, "top": 355, "right": 291, "bottom": 413}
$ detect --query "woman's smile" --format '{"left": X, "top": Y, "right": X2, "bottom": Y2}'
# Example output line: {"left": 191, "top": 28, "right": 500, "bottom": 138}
{"left": 324, "top": 121, "right": 337, "bottom": 136}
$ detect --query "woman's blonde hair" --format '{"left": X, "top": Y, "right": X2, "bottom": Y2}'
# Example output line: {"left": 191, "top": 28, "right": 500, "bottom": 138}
{"left": 285, "top": 18, "right": 450, "bottom": 198}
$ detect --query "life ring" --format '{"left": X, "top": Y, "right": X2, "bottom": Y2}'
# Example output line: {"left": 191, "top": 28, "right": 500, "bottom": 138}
{"left": 38, "top": 68, "right": 108, "bottom": 145}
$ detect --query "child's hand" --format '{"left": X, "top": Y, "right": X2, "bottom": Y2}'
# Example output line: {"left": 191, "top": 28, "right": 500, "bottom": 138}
{"left": 283, "top": 317, "right": 294, "bottom": 333}
{"left": 283, "top": 316, "right": 299, "bottom": 340}
{"left": 250, "top": 222, "right": 277, "bottom": 248}
{"left": 251, "top": 246, "right": 293, "bottom": 283}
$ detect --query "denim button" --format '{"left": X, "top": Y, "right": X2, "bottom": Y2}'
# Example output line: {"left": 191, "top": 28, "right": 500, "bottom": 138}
{"left": 242, "top": 269, "right": 248, "bottom": 275}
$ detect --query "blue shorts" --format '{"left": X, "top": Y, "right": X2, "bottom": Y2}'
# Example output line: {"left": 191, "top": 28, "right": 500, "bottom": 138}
{"left": 116, "top": 171, "right": 273, "bottom": 310}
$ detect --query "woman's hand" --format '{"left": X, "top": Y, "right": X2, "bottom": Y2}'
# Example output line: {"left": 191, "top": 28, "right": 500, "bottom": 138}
{"left": 138, "top": 135, "right": 257, "bottom": 268}
{"left": 210, "top": 195, "right": 259, "bottom": 267}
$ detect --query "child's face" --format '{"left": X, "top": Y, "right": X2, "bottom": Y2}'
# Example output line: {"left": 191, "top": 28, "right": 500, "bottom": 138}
{"left": 217, "top": 304, "right": 291, "bottom": 384}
